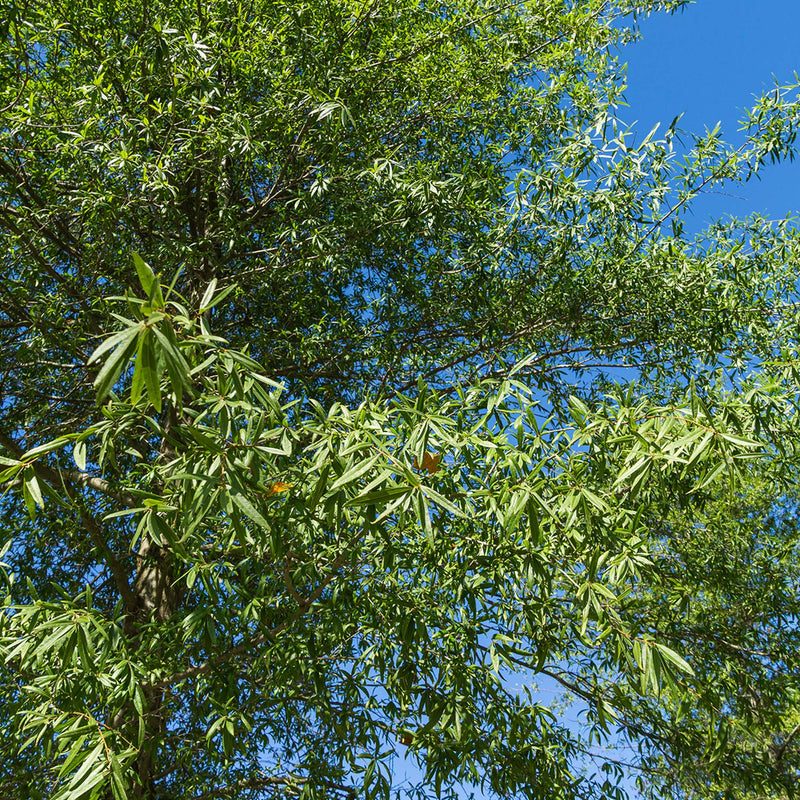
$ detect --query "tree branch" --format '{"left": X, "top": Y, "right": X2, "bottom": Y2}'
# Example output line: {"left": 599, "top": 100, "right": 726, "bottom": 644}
{"left": 0, "top": 431, "right": 138, "bottom": 611}
{"left": 151, "top": 550, "right": 351, "bottom": 689}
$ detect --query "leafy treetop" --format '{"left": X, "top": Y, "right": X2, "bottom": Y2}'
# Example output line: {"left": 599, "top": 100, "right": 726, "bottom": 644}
{"left": 1, "top": 1, "right": 800, "bottom": 799}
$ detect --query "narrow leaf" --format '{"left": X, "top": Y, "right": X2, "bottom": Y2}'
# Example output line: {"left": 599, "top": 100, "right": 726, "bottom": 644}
{"left": 73, "top": 440, "right": 87, "bottom": 471}
{"left": 229, "top": 490, "right": 270, "bottom": 529}
{"left": 133, "top": 252, "right": 156, "bottom": 296}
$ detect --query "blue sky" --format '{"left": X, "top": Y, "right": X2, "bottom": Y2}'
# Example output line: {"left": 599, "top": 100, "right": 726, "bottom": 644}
{"left": 622, "top": 0, "right": 800, "bottom": 230}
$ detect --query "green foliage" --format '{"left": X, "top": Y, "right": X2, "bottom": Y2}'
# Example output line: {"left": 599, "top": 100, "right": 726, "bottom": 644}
{"left": 603, "top": 461, "right": 800, "bottom": 800}
{"left": 0, "top": 0, "right": 799, "bottom": 798}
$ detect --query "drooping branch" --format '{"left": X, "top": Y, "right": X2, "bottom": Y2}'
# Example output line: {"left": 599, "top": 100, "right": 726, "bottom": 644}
{"left": 192, "top": 772, "right": 356, "bottom": 800}
{"left": 0, "top": 431, "right": 138, "bottom": 611}
{"left": 0, "top": 431, "right": 139, "bottom": 508}
{"left": 151, "top": 550, "right": 351, "bottom": 690}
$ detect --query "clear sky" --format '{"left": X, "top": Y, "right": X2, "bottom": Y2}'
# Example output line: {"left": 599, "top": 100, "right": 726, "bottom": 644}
{"left": 621, "top": 0, "right": 800, "bottom": 230}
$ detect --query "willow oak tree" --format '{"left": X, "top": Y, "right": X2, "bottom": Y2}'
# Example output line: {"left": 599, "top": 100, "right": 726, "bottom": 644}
{"left": 2, "top": 0, "right": 800, "bottom": 798}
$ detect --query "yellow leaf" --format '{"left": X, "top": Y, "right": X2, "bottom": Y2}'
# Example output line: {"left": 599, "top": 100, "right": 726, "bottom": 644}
{"left": 265, "top": 481, "right": 292, "bottom": 496}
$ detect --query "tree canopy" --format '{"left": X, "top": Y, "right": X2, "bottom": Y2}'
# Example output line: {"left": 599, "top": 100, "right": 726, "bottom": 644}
{"left": 1, "top": 1, "right": 799, "bottom": 798}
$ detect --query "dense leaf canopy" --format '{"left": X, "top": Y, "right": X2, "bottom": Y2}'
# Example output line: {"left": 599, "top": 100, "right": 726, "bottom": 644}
{"left": 1, "top": 1, "right": 799, "bottom": 799}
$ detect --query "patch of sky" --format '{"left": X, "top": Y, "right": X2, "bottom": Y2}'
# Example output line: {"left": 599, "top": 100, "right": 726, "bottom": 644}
{"left": 619, "top": 0, "right": 800, "bottom": 232}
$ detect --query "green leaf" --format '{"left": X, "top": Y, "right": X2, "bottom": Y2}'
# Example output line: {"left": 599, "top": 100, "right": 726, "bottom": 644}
{"left": 413, "top": 489, "right": 433, "bottom": 544}
{"left": 148, "top": 513, "right": 181, "bottom": 550}
{"left": 133, "top": 252, "right": 156, "bottom": 297}
{"left": 129, "top": 332, "right": 146, "bottom": 407}
{"left": 93, "top": 325, "right": 141, "bottom": 402}
{"left": 347, "top": 484, "right": 411, "bottom": 507}
{"left": 22, "top": 436, "right": 71, "bottom": 459}
{"left": 152, "top": 325, "right": 191, "bottom": 396}
{"left": 229, "top": 489, "right": 270, "bottom": 529}
{"left": 73, "top": 439, "right": 87, "bottom": 471}
{"left": 24, "top": 469, "right": 44, "bottom": 509}
{"left": 141, "top": 328, "right": 163, "bottom": 412}
{"left": 87, "top": 325, "right": 138, "bottom": 365}
{"left": 327, "top": 454, "right": 381, "bottom": 493}
{"left": 306, "top": 462, "right": 330, "bottom": 510}
{"left": 199, "top": 280, "right": 237, "bottom": 313}
{"left": 420, "top": 485, "right": 466, "bottom": 518}
{"left": 198, "top": 278, "right": 218, "bottom": 311}
{"left": 58, "top": 741, "right": 105, "bottom": 800}
{"left": 653, "top": 641, "right": 695, "bottom": 676}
